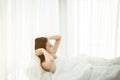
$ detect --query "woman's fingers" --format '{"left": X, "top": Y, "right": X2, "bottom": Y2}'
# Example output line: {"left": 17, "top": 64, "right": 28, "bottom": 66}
{"left": 35, "top": 48, "right": 43, "bottom": 55}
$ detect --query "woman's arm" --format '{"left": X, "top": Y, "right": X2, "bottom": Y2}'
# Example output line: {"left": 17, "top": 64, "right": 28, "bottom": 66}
{"left": 35, "top": 48, "right": 54, "bottom": 71}
{"left": 47, "top": 35, "right": 61, "bottom": 53}
{"left": 35, "top": 48, "right": 54, "bottom": 62}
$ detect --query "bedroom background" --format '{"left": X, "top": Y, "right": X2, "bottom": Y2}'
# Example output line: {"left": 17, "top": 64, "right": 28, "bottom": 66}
{"left": 0, "top": 0, "right": 120, "bottom": 80}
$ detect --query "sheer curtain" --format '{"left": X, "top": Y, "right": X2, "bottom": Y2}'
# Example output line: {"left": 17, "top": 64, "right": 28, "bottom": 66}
{"left": 0, "top": 0, "right": 120, "bottom": 80}
{"left": 0, "top": 0, "right": 59, "bottom": 80}
{"left": 59, "top": 0, "right": 120, "bottom": 58}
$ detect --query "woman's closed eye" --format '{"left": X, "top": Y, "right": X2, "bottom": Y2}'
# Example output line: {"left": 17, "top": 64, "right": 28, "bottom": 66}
{"left": 49, "top": 44, "right": 53, "bottom": 48}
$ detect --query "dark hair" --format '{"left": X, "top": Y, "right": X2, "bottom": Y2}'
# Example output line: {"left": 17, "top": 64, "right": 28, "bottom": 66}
{"left": 35, "top": 37, "right": 48, "bottom": 63}
{"left": 35, "top": 37, "right": 48, "bottom": 50}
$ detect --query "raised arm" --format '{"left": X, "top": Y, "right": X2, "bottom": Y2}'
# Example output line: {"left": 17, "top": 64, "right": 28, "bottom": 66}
{"left": 35, "top": 48, "right": 54, "bottom": 62}
{"left": 47, "top": 35, "right": 61, "bottom": 53}
{"left": 35, "top": 48, "right": 54, "bottom": 71}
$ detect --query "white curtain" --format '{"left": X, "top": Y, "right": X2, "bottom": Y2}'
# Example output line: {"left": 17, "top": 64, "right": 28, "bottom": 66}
{"left": 0, "top": 0, "right": 120, "bottom": 80}
{"left": 0, "top": 0, "right": 59, "bottom": 80}
{"left": 59, "top": 0, "right": 120, "bottom": 59}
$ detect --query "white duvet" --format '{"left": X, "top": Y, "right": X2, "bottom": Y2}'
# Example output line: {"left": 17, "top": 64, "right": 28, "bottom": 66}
{"left": 25, "top": 55, "right": 120, "bottom": 80}
{"left": 52, "top": 55, "right": 120, "bottom": 80}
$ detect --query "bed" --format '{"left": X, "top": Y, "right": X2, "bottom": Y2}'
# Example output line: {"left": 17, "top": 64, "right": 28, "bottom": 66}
{"left": 24, "top": 55, "right": 120, "bottom": 80}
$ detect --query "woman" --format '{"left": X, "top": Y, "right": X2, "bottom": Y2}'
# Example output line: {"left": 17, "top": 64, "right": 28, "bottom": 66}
{"left": 35, "top": 35, "right": 61, "bottom": 73}
{"left": 34, "top": 35, "right": 120, "bottom": 80}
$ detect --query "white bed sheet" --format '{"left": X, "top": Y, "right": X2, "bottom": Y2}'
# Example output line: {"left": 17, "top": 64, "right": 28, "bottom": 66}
{"left": 25, "top": 55, "right": 120, "bottom": 80}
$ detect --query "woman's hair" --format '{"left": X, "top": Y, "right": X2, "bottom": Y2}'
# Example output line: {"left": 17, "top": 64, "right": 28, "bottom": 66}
{"left": 35, "top": 37, "right": 48, "bottom": 63}
{"left": 35, "top": 37, "right": 48, "bottom": 50}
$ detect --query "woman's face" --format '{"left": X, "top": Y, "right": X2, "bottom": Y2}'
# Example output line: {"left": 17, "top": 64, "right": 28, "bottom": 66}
{"left": 46, "top": 41, "right": 55, "bottom": 54}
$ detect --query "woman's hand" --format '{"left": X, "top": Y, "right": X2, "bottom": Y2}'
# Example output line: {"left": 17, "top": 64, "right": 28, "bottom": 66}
{"left": 35, "top": 48, "right": 45, "bottom": 56}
